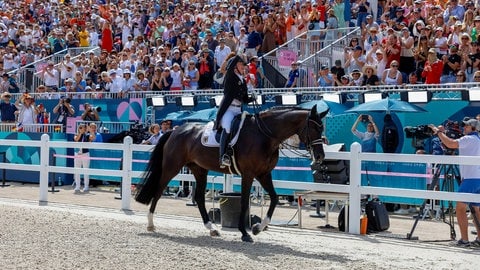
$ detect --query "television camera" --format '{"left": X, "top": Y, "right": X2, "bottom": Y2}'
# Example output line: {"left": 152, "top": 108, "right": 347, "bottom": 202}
{"left": 404, "top": 121, "right": 463, "bottom": 154}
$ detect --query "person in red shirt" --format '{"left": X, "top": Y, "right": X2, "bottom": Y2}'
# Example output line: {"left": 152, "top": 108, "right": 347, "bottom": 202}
{"left": 384, "top": 33, "right": 401, "bottom": 68}
{"left": 422, "top": 48, "right": 444, "bottom": 84}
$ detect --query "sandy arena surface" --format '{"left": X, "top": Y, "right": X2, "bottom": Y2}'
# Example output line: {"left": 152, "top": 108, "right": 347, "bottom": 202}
{"left": 0, "top": 183, "right": 479, "bottom": 269}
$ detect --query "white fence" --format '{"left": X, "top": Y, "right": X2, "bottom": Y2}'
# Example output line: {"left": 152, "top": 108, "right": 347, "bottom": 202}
{"left": 1, "top": 135, "right": 480, "bottom": 235}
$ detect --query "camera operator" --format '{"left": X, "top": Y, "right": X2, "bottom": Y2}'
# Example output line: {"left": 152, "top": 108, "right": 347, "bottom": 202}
{"left": 351, "top": 114, "right": 379, "bottom": 152}
{"left": 81, "top": 103, "right": 100, "bottom": 122}
{"left": 53, "top": 97, "right": 75, "bottom": 132}
{"left": 429, "top": 119, "right": 480, "bottom": 247}
{"left": 430, "top": 125, "right": 445, "bottom": 156}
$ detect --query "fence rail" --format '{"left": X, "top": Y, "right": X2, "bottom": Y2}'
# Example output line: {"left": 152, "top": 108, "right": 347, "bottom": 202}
{"left": 2, "top": 137, "right": 480, "bottom": 235}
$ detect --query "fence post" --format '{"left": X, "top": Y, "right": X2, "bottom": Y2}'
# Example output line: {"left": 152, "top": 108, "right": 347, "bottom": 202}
{"left": 121, "top": 136, "right": 133, "bottom": 210}
{"left": 224, "top": 174, "right": 233, "bottom": 193}
{"left": 348, "top": 142, "right": 362, "bottom": 235}
{"left": 39, "top": 134, "right": 50, "bottom": 203}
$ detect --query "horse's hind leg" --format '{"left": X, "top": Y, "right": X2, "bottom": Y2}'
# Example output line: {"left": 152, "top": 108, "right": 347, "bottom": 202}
{"left": 190, "top": 166, "right": 220, "bottom": 237}
{"left": 147, "top": 169, "right": 184, "bottom": 231}
{"left": 251, "top": 173, "right": 277, "bottom": 236}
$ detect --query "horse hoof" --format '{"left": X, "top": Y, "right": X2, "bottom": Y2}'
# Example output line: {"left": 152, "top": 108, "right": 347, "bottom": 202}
{"left": 147, "top": 226, "right": 155, "bottom": 232}
{"left": 241, "top": 234, "right": 254, "bottom": 242}
{"left": 210, "top": 230, "right": 220, "bottom": 237}
{"left": 252, "top": 223, "right": 262, "bottom": 235}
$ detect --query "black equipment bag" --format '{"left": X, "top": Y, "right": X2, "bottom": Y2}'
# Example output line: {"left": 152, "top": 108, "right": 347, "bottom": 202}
{"left": 365, "top": 200, "right": 390, "bottom": 232}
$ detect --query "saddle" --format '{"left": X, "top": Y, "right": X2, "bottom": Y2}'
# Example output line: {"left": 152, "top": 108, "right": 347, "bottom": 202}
{"left": 201, "top": 112, "right": 248, "bottom": 147}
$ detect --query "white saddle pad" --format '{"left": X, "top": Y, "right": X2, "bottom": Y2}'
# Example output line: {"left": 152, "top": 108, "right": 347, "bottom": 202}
{"left": 201, "top": 112, "right": 248, "bottom": 147}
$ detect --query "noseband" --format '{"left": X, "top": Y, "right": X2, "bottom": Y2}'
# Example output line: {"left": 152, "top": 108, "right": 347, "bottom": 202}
{"left": 301, "top": 117, "right": 324, "bottom": 158}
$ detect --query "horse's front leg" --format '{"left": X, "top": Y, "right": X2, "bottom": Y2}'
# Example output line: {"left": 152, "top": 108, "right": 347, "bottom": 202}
{"left": 239, "top": 177, "right": 254, "bottom": 242}
{"left": 252, "top": 173, "right": 277, "bottom": 236}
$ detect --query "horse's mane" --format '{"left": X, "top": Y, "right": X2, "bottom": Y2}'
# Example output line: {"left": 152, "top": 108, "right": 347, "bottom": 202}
{"left": 258, "top": 106, "right": 308, "bottom": 118}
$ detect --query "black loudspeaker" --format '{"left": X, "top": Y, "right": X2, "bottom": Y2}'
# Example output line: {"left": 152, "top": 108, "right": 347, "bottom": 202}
{"left": 311, "top": 144, "right": 349, "bottom": 184}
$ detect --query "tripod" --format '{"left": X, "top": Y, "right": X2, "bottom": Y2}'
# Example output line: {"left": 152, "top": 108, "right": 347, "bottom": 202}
{"left": 407, "top": 163, "right": 461, "bottom": 240}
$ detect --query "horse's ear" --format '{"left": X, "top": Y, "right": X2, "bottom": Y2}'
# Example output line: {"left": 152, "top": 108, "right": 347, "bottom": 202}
{"left": 318, "top": 109, "right": 329, "bottom": 119}
{"left": 310, "top": 105, "right": 318, "bottom": 117}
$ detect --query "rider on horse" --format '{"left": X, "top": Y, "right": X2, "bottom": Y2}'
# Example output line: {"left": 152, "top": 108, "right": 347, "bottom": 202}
{"left": 215, "top": 55, "right": 256, "bottom": 168}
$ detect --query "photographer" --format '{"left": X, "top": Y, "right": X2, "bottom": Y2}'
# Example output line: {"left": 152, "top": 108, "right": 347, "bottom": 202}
{"left": 81, "top": 103, "right": 100, "bottom": 122}
{"left": 429, "top": 119, "right": 480, "bottom": 247}
{"left": 351, "top": 114, "right": 379, "bottom": 153}
{"left": 53, "top": 97, "right": 75, "bottom": 132}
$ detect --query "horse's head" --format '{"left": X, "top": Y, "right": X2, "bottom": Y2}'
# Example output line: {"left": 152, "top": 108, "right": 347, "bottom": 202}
{"left": 299, "top": 105, "right": 328, "bottom": 164}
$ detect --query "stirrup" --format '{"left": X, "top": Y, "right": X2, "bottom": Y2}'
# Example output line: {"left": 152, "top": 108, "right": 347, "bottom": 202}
{"left": 221, "top": 155, "right": 231, "bottom": 167}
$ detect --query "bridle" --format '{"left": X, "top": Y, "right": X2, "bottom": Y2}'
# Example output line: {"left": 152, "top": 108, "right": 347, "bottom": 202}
{"left": 255, "top": 109, "right": 324, "bottom": 160}
{"left": 299, "top": 116, "right": 324, "bottom": 161}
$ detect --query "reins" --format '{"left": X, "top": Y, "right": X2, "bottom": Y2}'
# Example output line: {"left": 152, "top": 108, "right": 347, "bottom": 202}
{"left": 253, "top": 107, "right": 324, "bottom": 159}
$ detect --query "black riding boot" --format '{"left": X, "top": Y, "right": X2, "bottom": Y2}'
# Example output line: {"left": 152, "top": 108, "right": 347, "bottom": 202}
{"left": 219, "top": 130, "right": 231, "bottom": 168}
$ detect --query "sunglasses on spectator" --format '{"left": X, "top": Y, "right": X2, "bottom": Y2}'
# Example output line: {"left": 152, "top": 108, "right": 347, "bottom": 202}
{"left": 391, "top": 64, "right": 399, "bottom": 67}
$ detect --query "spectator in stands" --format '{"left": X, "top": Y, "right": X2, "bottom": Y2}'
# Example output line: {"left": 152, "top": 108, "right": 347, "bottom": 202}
{"left": 325, "top": 9, "right": 338, "bottom": 42}
{"left": 0, "top": 74, "right": 12, "bottom": 93}
{"left": 184, "top": 61, "right": 200, "bottom": 91}
{"left": 456, "top": 71, "right": 467, "bottom": 82}
{"left": 73, "top": 71, "right": 87, "bottom": 98}
{"left": 134, "top": 70, "right": 150, "bottom": 91}
{"left": 53, "top": 97, "right": 75, "bottom": 132}
{"left": 261, "top": 13, "right": 278, "bottom": 55}
{"left": 366, "top": 46, "right": 388, "bottom": 77}
{"left": 361, "top": 64, "right": 380, "bottom": 86}
{"left": 384, "top": 33, "right": 401, "bottom": 68}
{"left": 344, "top": 45, "right": 366, "bottom": 74}
{"left": 245, "top": 23, "right": 262, "bottom": 59}
{"left": 364, "top": 26, "right": 381, "bottom": 53}
{"left": 335, "top": 74, "right": 351, "bottom": 86}
{"left": 73, "top": 124, "right": 95, "bottom": 194}
{"left": 407, "top": 72, "right": 421, "bottom": 84}
{"left": 422, "top": 48, "right": 444, "bottom": 83}
{"left": 350, "top": 69, "right": 363, "bottom": 86}
{"left": 197, "top": 49, "right": 215, "bottom": 89}
{"left": 108, "top": 70, "right": 123, "bottom": 95}
{"left": 473, "top": 70, "right": 480, "bottom": 82}
{"left": 170, "top": 63, "right": 184, "bottom": 92}
{"left": 399, "top": 27, "right": 415, "bottom": 76}
{"left": 0, "top": 92, "right": 17, "bottom": 123}
{"left": 330, "top": 60, "right": 346, "bottom": 86}
{"left": 441, "top": 45, "right": 462, "bottom": 84}
{"left": 351, "top": 114, "right": 380, "bottom": 153}
{"left": 285, "top": 61, "right": 300, "bottom": 88}
{"left": 382, "top": 60, "right": 403, "bottom": 85}
{"left": 41, "top": 61, "right": 60, "bottom": 90}
{"left": 315, "top": 65, "right": 334, "bottom": 88}
{"left": 214, "top": 38, "right": 232, "bottom": 70}
{"left": 160, "top": 67, "right": 173, "bottom": 91}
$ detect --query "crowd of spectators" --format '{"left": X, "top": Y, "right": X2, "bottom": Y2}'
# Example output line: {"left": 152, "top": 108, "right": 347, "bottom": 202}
{"left": 318, "top": 0, "right": 480, "bottom": 87}
{"left": 1, "top": 0, "right": 480, "bottom": 97}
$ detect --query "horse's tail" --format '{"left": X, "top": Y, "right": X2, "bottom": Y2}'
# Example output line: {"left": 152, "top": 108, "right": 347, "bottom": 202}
{"left": 135, "top": 130, "right": 173, "bottom": 205}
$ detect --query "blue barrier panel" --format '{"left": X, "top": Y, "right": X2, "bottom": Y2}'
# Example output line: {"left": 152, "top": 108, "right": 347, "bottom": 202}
{"left": 362, "top": 161, "right": 428, "bottom": 205}
{"left": 0, "top": 131, "right": 69, "bottom": 184}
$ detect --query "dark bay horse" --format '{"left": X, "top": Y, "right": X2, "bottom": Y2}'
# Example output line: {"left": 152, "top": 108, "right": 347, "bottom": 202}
{"left": 135, "top": 105, "right": 328, "bottom": 242}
